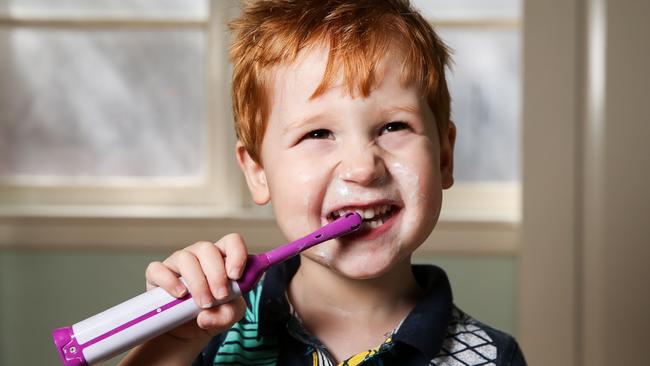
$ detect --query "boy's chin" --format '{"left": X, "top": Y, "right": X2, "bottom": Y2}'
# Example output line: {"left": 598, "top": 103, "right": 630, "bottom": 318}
{"left": 303, "top": 250, "right": 404, "bottom": 280}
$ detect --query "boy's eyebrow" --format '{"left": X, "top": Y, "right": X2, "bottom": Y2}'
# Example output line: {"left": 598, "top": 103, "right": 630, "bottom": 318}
{"left": 283, "top": 104, "right": 420, "bottom": 133}
{"left": 283, "top": 113, "right": 329, "bottom": 134}
{"left": 379, "top": 104, "right": 419, "bottom": 117}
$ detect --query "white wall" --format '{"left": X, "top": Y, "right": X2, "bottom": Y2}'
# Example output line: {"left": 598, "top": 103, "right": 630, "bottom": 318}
{"left": 582, "top": 0, "right": 650, "bottom": 365}
{"left": 521, "top": 0, "right": 650, "bottom": 364}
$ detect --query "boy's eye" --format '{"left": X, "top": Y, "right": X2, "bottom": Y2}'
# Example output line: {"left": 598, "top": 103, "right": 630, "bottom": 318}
{"left": 381, "top": 121, "right": 410, "bottom": 134}
{"left": 302, "top": 129, "right": 333, "bottom": 140}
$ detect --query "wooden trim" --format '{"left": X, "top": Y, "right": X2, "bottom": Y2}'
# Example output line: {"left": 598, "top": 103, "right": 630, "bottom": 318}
{"left": 580, "top": 1, "right": 650, "bottom": 364}
{"left": 0, "top": 211, "right": 518, "bottom": 255}
{"left": 423, "top": 219, "right": 518, "bottom": 255}
{"left": 205, "top": 1, "right": 248, "bottom": 208}
{"left": 519, "top": 0, "right": 580, "bottom": 364}
{"left": 580, "top": 1, "right": 606, "bottom": 364}
{"left": 442, "top": 182, "right": 521, "bottom": 223}
{"left": 0, "top": 177, "right": 519, "bottom": 254}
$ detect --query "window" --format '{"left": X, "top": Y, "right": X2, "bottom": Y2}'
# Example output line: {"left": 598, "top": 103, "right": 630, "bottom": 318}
{"left": 0, "top": 0, "right": 244, "bottom": 212}
{"left": 412, "top": 0, "right": 522, "bottom": 222}
{"left": 0, "top": 1, "right": 522, "bottom": 253}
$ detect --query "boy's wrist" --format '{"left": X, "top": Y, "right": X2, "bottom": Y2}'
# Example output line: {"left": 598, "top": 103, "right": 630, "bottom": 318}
{"left": 163, "top": 328, "right": 213, "bottom": 347}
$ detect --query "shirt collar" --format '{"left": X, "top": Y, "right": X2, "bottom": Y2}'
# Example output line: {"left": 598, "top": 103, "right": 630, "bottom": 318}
{"left": 392, "top": 264, "right": 454, "bottom": 360}
{"left": 257, "top": 255, "right": 299, "bottom": 337}
{"left": 257, "top": 256, "right": 454, "bottom": 360}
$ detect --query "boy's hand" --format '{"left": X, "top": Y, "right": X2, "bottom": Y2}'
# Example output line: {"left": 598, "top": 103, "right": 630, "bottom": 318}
{"left": 145, "top": 233, "right": 248, "bottom": 341}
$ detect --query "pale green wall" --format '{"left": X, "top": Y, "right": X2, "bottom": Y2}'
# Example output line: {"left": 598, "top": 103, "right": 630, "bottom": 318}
{"left": 0, "top": 250, "right": 164, "bottom": 366}
{"left": 415, "top": 255, "right": 518, "bottom": 335}
{"left": 0, "top": 250, "right": 517, "bottom": 365}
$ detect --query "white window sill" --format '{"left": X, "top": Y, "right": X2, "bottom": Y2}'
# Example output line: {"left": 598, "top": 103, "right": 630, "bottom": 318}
{"left": 0, "top": 202, "right": 519, "bottom": 255}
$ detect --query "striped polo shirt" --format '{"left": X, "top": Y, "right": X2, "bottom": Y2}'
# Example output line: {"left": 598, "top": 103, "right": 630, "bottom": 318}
{"left": 193, "top": 257, "right": 526, "bottom": 366}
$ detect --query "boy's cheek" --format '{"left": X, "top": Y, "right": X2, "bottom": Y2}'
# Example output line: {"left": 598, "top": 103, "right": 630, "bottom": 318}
{"left": 267, "top": 161, "right": 332, "bottom": 238}
{"left": 294, "top": 139, "right": 337, "bottom": 154}
{"left": 383, "top": 131, "right": 438, "bottom": 155}
{"left": 387, "top": 148, "right": 442, "bottom": 215}
{"left": 271, "top": 194, "right": 316, "bottom": 240}
{"left": 377, "top": 131, "right": 416, "bottom": 151}
{"left": 385, "top": 140, "right": 438, "bottom": 179}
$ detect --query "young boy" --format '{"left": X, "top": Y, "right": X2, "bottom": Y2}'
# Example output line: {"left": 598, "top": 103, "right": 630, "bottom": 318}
{"left": 121, "top": 0, "right": 526, "bottom": 365}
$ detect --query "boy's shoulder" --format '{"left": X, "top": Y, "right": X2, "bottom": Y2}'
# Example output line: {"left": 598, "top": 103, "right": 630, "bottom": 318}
{"left": 431, "top": 305, "right": 526, "bottom": 366}
{"left": 397, "top": 264, "right": 527, "bottom": 365}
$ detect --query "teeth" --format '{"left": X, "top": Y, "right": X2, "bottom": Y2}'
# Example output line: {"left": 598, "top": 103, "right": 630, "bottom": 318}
{"left": 363, "top": 208, "right": 374, "bottom": 219}
{"left": 331, "top": 205, "right": 392, "bottom": 222}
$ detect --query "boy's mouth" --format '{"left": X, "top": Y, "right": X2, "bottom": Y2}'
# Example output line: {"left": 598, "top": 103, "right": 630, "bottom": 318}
{"left": 327, "top": 203, "right": 400, "bottom": 229}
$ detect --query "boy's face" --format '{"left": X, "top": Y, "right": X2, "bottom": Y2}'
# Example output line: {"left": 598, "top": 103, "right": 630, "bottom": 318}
{"left": 239, "top": 45, "right": 455, "bottom": 279}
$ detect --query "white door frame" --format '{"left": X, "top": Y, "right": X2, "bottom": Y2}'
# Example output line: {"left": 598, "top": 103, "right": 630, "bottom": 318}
{"left": 520, "top": 0, "right": 581, "bottom": 364}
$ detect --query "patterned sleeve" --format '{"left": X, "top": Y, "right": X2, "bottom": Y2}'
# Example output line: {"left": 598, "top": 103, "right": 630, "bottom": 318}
{"left": 192, "top": 280, "right": 276, "bottom": 366}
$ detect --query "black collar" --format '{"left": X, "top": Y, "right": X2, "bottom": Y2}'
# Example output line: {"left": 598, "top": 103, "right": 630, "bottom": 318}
{"left": 257, "top": 255, "right": 300, "bottom": 337}
{"left": 257, "top": 256, "right": 453, "bottom": 360}
{"left": 392, "top": 265, "right": 453, "bottom": 360}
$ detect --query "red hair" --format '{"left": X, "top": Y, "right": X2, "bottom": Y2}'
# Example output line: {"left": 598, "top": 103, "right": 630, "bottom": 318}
{"left": 229, "top": 0, "right": 452, "bottom": 163}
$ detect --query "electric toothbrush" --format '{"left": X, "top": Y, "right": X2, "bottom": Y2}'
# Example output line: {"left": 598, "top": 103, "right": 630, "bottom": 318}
{"left": 52, "top": 212, "right": 362, "bottom": 366}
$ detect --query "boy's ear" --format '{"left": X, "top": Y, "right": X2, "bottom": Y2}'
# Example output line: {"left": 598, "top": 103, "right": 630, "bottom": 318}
{"left": 440, "top": 121, "right": 456, "bottom": 189}
{"left": 236, "top": 142, "right": 271, "bottom": 205}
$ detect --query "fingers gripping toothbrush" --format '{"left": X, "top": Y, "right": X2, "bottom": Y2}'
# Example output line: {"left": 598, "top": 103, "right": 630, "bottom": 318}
{"left": 52, "top": 212, "right": 362, "bottom": 366}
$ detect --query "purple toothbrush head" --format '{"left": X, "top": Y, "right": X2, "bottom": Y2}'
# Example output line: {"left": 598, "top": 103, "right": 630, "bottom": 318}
{"left": 236, "top": 212, "right": 362, "bottom": 292}
{"left": 265, "top": 211, "right": 362, "bottom": 264}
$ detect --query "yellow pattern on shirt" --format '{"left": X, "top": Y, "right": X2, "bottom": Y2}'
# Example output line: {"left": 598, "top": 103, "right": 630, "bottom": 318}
{"left": 311, "top": 336, "right": 393, "bottom": 366}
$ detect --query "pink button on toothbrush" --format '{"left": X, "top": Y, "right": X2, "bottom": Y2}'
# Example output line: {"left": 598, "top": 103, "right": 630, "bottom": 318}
{"left": 52, "top": 212, "right": 362, "bottom": 366}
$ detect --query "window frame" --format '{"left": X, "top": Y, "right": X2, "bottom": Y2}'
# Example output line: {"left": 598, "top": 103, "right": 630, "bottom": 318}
{"left": 519, "top": 0, "right": 581, "bottom": 363}
{"left": 0, "top": 1, "right": 247, "bottom": 210}
{"left": 428, "top": 17, "right": 523, "bottom": 226}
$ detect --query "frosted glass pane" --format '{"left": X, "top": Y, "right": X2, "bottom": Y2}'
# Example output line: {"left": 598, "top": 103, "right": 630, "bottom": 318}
{"left": 0, "top": 28, "right": 204, "bottom": 178}
{"left": 0, "top": 0, "right": 208, "bottom": 18}
{"left": 411, "top": 0, "right": 521, "bottom": 20}
{"left": 440, "top": 28, "right": 521, "bottom": 182}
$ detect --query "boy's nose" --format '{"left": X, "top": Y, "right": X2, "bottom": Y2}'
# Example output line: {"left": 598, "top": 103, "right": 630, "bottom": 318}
{"left": 337, "top": 146, "right": 387, "bottom": 186}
